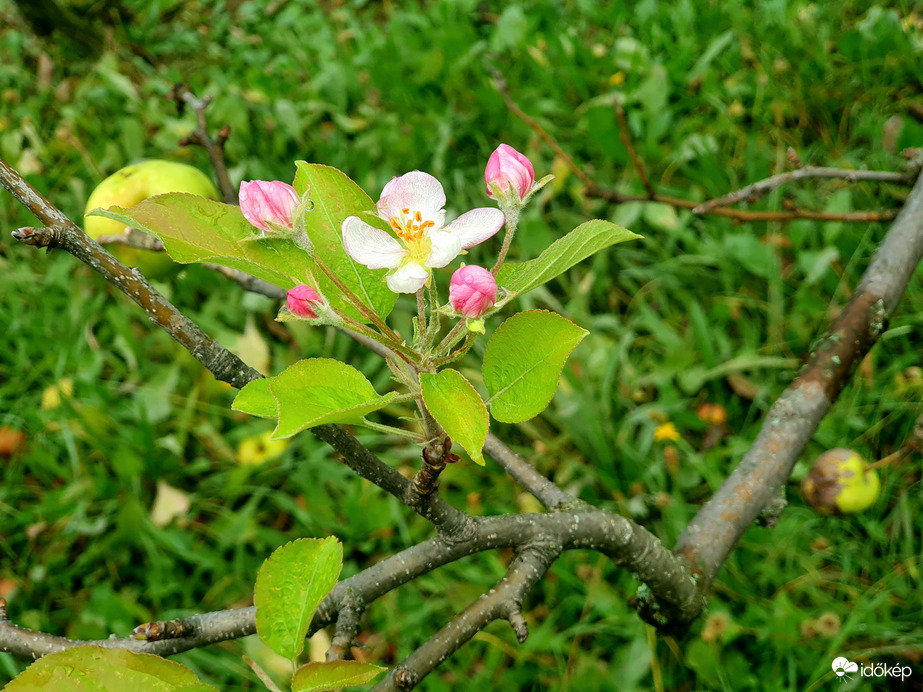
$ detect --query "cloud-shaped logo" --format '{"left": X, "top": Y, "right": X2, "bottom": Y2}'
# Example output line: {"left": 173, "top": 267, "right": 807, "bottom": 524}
{"left": 832, "top": 657, "right": 859, "bottom": 677}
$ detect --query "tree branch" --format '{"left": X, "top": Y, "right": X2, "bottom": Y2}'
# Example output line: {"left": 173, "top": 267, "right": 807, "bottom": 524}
{"left": 586, "top": 184, "right": 899, "bottom": 223}
{"left": 482, "top": 433, "right": 577, "bottom": 511}
{"left": 169, "top": 83, "right": 235, "bottom": 204}
{"left": 378, "top": 544, "right": 560, "bottom": 690}
{"left": 669, "top": 170, "right": 923, "bottom": 621}
{"left": 492, "top": 71, "right": 903, "bottom": 224}
{"left": 693, "top": 166, "right": 913, "bottom": 214}
{"left": 1, "top": 508, "right": 700, "bottom": 661}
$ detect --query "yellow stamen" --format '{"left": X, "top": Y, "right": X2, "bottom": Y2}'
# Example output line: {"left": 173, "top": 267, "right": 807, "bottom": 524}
{"left": 390, "top": 207, "right": 435, "bottom": 243}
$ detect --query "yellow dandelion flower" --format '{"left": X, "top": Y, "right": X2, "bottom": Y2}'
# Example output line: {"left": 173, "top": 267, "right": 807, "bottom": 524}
{"left": 654, "top": 422, "right": 680, "bottom": 442}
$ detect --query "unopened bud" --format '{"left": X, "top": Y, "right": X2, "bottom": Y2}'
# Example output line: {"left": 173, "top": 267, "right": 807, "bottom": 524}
{"left": 485, "top": 144, "right": 535, "bottom": 203}
{"left": 239, "top": 180, "right": 300, "bottom": 234}
{"left": 286, "top": 284, "right": 323, "bottom": 319}
{"left": 449, "top": 265, "right": 497, "bottom": 318}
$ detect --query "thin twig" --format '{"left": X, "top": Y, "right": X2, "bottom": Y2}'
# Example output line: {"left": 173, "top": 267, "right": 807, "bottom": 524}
{"left": 492, "top": 72, "right": 902, "bottom": 224}
{"left": 201, "top": 263, "right": 287, "bottom": 299}
{"left": 98, "top": 229, "right": 164, "bottom": 250}
{"left": 95, "top": 232, "right": 403, "bottom": 359}
{"left": 613, "top": 97, "right": 655, "bottom": 198}
{"left": 490, "top": 67, "right": 593, "bottom": 188}
{"left": 694, "top": 166, "right": 913, "bottom": 214}
{"left": 482, "top": 433, "right": 577, "bottom": 511}
{"left": 587, "top": 185, "right": 899, "bottom": 223}
{"left": 865, "top": 412, "right": 923, "bottom": 471}
{"left": 169, "top": 83, "right": 235, "bottom": 203}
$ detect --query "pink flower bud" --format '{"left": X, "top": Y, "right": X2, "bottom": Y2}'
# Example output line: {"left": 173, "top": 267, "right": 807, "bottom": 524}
{"left": 239, "top": 180, "right": 300, "bottom": 233}
{"left": 449, "top": 265, "right": 497, "bottom": 318}
{"left": 485, "top": 144, "right": 535, "bottom": 202}
{"left": 286, "top": 284, "right": 323, "bottom": 318}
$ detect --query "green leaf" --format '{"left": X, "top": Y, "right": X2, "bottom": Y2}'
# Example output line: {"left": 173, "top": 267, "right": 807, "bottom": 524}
{"left": 269, "top": 358, "right": 397, "bottom": 438}
{"left": 497, "top": 219, "right": 640, "bottom": 296}
{"left": 5, "top": 646, "right": 218, "bottom": 691}
{"left": 292, "top": 661, "right": 387, "bottom": 691}
{"left": 90, "top": 194, "right": 311, "bottom": 290}
{"left": 482, "top": 310, "right": 588, "bottom": 423}
{"left": 293, "top": 162, "right": 397, "bottom": 322}
{"left": 232, "top": 377, "right": 277, "bottom": 419}
{"left": 255, "top": 537, "right": 344, "bottom": 661}
{"left": 90, "top": 163, "right": 399, "bottom": 324}
{"left": 420, "top": 369, "right": 489, "bottom": 465}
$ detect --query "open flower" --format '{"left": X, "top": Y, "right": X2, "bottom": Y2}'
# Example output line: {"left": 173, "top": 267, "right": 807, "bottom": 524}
{"left": 239, "top": 180, "right": 300, "bottom": 234}
{"left": 342, "top": 171, "right": 505, "bottom": 293}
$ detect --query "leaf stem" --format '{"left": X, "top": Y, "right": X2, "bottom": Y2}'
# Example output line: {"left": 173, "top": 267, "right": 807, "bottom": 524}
{"left": 435, "top": 319, "right": 468, "bottom": 356}
{"left": 416, "top": 288, "right": 427, "bottom": 348}
{"left": 358, "top": 420, "right": 426, "bottom": 442}
{"left": 433, "top": 332, "right": 476, "bottom": 367}
{"left": 312, "top": 254, "right": 407, "bottom": 350}
{"left": 491, "top": 207, "right": 520, "bottom": 276}
{"left": 332, "top": 309, "right": 420, "bottom": 365}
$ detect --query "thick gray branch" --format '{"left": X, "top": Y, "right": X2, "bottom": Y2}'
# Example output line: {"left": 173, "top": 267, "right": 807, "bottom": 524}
{"left": 673, "top": 171, "right": 923, "bottom": 602}
{"left": 1, "top": 510, "right": 699, "bottom": 659}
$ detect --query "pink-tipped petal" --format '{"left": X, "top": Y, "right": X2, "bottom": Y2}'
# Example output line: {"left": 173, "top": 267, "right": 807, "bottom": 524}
{"left": 443, "top": 207, "right": 505, "bottom": 249}
{"left": 342, "top": 217, "right": 407, "bottom": 270}
{"left": 386, "top": 261, "right": 430, "bottom": 293}
{"left": 376, "top": 171, "right": 446, "bottom": 222}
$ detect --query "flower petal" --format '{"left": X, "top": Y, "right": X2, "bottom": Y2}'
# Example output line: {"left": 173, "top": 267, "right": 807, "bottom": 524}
{"left": 443, "top": 207, "right": 506, "bottom": 249}
{"left": 386, "top": 262, "right": 430, "bottom": 293}
{"left": 342, "top": 216, "right": 406, "bottom": 269}
{"left": 425, "top": 230, "right": 462, "bottom": 268}
{"left": 377, "top": 171, "right": 446, "bottom": 224}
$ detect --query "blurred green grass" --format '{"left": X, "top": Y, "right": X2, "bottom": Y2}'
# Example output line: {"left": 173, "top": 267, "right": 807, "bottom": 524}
{"left": 1, "top": 0, "right": 921, "bottom": 690}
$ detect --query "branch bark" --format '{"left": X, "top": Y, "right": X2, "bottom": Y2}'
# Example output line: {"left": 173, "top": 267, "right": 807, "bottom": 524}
{"left": 378, "top": 544, "right": 560, "bottom": 690}
{"left": 670, "top": 171, "right": 923, "bottom": 614}
{"left": 482, "top": 433, "right": 577, "bottom": 511}
{"left": 1, "top": 510, "right": 698, "bottom": 663}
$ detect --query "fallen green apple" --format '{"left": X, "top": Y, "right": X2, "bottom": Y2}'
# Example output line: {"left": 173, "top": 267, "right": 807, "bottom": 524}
{"left": 802, "top": 448, "right": 881, "bottom": 515}
{"left": 84, "top": 160, "right": 219, "bottom": 279}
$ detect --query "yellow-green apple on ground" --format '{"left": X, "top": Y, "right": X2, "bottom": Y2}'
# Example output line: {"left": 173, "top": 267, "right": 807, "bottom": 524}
{"left": 84, "top": 160, "right": 219, "bottom": 278}
{"left": 802, "top": 448, "right": 881, "bottom": 514}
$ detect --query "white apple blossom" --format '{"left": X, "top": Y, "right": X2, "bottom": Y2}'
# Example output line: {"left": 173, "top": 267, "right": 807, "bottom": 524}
{"left": 342, "top": 171, "right": 505, "bottom": 293}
